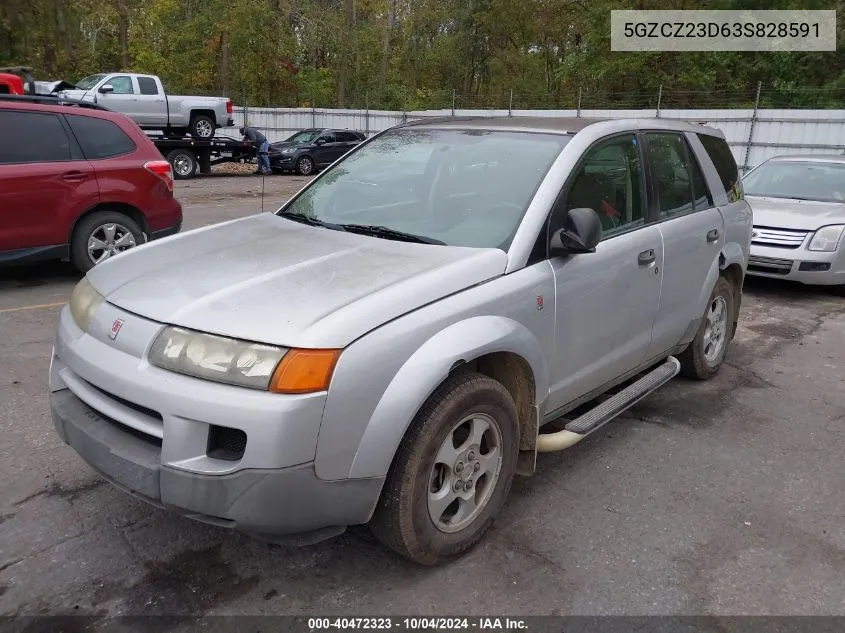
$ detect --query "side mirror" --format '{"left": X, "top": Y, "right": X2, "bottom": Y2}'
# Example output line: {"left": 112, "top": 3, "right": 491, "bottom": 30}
{"left": 98, "top": 84, "right": 114, "bottom": 94}
{"left": 549, "top": 207, "right": 602, "bottom": 256}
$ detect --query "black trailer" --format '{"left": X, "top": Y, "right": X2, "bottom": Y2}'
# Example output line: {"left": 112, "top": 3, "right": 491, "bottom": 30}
{"left": 149, "top": 134, "right": 260, "bottom": 180}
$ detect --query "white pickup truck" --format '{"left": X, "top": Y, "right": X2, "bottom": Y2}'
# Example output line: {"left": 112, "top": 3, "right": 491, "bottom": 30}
{"left": 58, "top": 73, "right": 234, "bottom": 140}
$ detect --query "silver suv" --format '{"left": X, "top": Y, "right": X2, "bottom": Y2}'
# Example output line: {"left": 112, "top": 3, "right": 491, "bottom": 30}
{"left": 50, "top": 117, "right": 752, "bottom": 565}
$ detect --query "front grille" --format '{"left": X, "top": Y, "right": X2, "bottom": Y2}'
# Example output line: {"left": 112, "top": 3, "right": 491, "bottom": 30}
{"left": 84, "top": 398, "right": 163, "bottom": 448}
{"left": 751, "top": 226, "right": 808, "bottom": 249}
{"left": 748, "top": 255, "right": 794, "bottom": 275}
{"left": 87, "top": 382, "right": 163, "bottom": 421}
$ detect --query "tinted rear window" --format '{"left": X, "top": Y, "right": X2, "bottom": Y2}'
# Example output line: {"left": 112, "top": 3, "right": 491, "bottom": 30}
{"left": 0, "top": 110, "right": 71, "bottom": 163}
{"left": 697, "top": 133, "right": 741, "bottom": 201}
{"left": 137, "top": 77, "right": 158, "bottom": 95}
{"left": 66, "top": 115, "right": 136, "bottom": 159}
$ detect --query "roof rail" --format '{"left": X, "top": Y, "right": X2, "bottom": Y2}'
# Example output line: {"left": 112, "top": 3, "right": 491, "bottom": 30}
{"left": 0, "top": 94, "right": 109, "bottom": 111}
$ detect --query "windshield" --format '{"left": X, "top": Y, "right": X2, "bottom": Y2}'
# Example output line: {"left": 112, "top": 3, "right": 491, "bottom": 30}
{"left": 743, "top": 161, "right": 845, "bottom": 203}
{"left": 277, "top": 128, "right": 569, "bottom": 250}
{"left": 74, "top": 74, "right": 106, "bottom": 90}
{"left": 285, "top": 130, "right": 321, "bottom": 144}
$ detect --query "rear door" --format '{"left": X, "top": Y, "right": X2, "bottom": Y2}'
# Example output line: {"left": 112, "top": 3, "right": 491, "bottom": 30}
{"left": 0, "top": 109, "right": 98, "bottom": 256}
{"left": 335, "top": 131, "right": 362, "bottom": 158}
{"left": 643, "top": 131, "right": 725, "bottom": 359}
{"left": 133, "top": 75, "right": 167, "bottom": 127}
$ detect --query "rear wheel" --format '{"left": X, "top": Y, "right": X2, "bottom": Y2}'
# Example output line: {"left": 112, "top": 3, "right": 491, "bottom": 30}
{"left": 189, "top": 115, "right": 215, "bottom": 140}
{"left": 296, "top": 155, "right": 315, "bottom": 176}
{"left": 166, "top": 149, "right": 198, "bottom": 179}
{"left": 70, "top": 211, "right": 144, "bottom": 273}
{"left": 678, "top": 276, "right": 735, "bottom": 380}
{"left": 369, "top": 372, "right": 519, "bottom": 565}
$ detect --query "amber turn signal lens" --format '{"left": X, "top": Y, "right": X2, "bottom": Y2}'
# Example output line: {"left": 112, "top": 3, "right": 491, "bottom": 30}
{"left": 269, "top": 349, "right": 341, "bottom": 394}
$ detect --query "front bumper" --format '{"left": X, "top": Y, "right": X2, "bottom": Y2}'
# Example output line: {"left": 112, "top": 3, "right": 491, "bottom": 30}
{"left": 49, "top": 306, "right": 383, "bottom": 543}
{"left": 747, "top": 243, "right": 845, "bottom": 286}
{"left": 269, "top": 154, "right": 295, "bottom": 168}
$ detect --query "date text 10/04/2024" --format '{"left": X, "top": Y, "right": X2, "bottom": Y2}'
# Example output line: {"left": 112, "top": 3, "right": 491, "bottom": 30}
{"left": 307, "top": 618, "right": 529, "bottom": 631}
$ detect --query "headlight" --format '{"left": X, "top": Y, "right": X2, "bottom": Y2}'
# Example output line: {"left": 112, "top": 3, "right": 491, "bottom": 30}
{"left": 808, "top": 225, "right": 845, "bottom": 252}
{"left": 281, "top": 148, "right": 295, "bottom": 155}
{"left": 69, "top": 276, "right": 105, "bottom": 332}
{"left": 148, "top": 326, "right": 341, "bottom": 393}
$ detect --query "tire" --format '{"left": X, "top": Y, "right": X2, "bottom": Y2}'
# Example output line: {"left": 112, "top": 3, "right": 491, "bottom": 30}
{"left": 189, "top": 115, "right": 215, "bottom": 140}
{"left": 678, "top": 276, "right": 736, "bottom": 380}
{"left": 70, "top": 211, "right": 144, "bottom": 273}
{"left": 369, "top": 372, "right": 519, "bottom": 565}
{"left": 296, "top": 155, "right": 315, "bottom": 176}
{"left": 166, "top": 149, "right": 198, "bottom": 179}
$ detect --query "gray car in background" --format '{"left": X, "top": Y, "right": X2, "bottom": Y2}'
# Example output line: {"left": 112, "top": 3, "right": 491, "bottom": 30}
{"left": 743, "top": 155, "right": 845, "bottom": 292}
{"left": 50, "top": 117, "right": 751, "bottom": 565}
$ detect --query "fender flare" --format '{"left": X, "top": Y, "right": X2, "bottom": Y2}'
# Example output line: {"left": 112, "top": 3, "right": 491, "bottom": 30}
{"left": 347, "top": 315, "right": 550, "bottom": 479}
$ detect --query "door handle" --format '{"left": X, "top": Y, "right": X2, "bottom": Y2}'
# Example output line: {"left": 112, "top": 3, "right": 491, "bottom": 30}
{"left": 62, "top": 171, "right": 88, "bottom": 182}
{"left": 638, "top": 249, "right": 656, "bottom": 266}
{"left": 706, "top": 228, "right": 720, "bottom": 242}
{"left": 155, "top": 99, "right": 165, "bottom": 102}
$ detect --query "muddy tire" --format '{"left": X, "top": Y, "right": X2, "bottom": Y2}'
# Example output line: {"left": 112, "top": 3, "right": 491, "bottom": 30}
{"left": 678, "top": 276, "right": 735, "bottom": 380}
{"left": 70, "top": 211, "right": 144, "bottom": 273}
{"left": 369, "top": 372, "right": 519, "bottom": 566}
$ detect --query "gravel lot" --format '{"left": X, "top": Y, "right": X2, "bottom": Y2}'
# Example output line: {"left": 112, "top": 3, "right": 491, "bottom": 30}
{"left": 1, "top": 174, "right": 844, "bottom": 617}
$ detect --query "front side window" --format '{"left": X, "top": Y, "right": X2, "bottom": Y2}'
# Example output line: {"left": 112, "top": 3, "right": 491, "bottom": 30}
{"left": 0, "top": 111, "right": 71, "bottom": 164}
{"left": 285, "top": 130, "right": 321, "bottom": 144}
{"left": 278, "top": 128, "right": 569, "bottom": 250}
{"left": 742, "top": 160, "right": 845, "bottom": 203}
{"left": 108, "top": 76, "right": 135, "bottom": 95}
{"left": 564, "top": 134, "right": 644, "bottom": 234}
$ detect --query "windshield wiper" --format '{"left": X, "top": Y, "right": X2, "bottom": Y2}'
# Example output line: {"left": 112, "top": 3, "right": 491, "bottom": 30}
{"left": 339, "top": 224, "right": 445, "bottom": 245}
{"left": 278, "top": 211, "right": 346, "bottom": 232}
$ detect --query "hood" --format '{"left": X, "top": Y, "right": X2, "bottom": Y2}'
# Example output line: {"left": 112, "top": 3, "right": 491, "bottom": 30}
{"left": 268, "top": 141, "right": 296, "bottom": 151}
{"left": 746, "top": 196, "right": 845, "bottom": 231}
{"left": 86, "top": 213, "right": 508, "bottom": 348}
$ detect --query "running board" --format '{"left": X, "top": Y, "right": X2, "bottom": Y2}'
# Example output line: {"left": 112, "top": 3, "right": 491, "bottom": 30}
{"left": 536, "top": 356, "right": 681, "bottom": 453}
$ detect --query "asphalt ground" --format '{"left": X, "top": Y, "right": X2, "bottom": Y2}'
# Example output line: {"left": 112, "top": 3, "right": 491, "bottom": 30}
{"left": 1, "top": 174, "right": 844, "bottom": 617}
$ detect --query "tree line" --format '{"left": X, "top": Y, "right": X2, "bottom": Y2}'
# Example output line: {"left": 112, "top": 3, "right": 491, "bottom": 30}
{"left": 1, "top": 0, "right": 843, "bottom": 110}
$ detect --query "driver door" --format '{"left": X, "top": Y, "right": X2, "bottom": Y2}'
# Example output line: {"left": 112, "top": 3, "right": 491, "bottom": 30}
{"left": 313, "top": 131, "right": 342, "bottom": 166}
{"left": 96, "top": 75, "right": 139, "bottom": 119}
{"left": 546, "top": 133, "right": 665, "bottom": 413}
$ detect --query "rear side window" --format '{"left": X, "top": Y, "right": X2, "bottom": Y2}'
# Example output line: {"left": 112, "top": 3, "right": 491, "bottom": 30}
{"left": 137, "top": 77, "right": 159, "bottom": 95}
{"left": 336, "top": 131, "right": 360, "bottom": 142}
{"left": 646, "top": 133, "right": 713, "bottom": 217}
{"left": 0, "top": 110, "right": 72, "bottom": 164}
{"left": 66, "top": 115, "right": 137, "bottom": 159}
{"left": 697, "top": 133, "right": 742, "bottom": 202}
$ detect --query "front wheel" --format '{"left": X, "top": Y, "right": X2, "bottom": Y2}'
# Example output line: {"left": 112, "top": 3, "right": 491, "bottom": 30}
{"left": 678, "top": 276, "right": 736, "bottom": 380}
{"left": 189, "top": 115, "right": 215, "bottom": 140}
{"left": 296, "top": 155, "right": 315, "bottom": 176}
{"left": 369, "top": 372, "right": 519, "bottom": 565}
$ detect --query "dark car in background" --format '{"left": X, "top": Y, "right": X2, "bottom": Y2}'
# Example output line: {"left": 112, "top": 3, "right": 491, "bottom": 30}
{"left": 268, "top": 128, "right": 366, "bottom": 175}
{"left": 0, "top": 95, "right": 182, "bottom": 273}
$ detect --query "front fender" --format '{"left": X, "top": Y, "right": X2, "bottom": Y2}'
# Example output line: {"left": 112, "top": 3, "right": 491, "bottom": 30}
{"left": 721, "top": 241, "right": 746, "bottom": 273}
{"left": 344, "top": 316, "right": 549, "bottom": 480}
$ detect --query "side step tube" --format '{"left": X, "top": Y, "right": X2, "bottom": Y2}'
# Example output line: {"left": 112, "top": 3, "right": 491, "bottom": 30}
{"left": 536, "top": 356, "right": 681, "bottom": 453}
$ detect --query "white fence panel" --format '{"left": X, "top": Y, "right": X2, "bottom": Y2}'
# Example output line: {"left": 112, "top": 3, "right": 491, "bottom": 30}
{"left": 232, "top": 106, "right": 845, "bottom": 170}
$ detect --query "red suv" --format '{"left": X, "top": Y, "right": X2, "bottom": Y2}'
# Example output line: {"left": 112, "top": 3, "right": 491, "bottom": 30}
{"left": 0, "top": 96, "right": 182, "bottom": 272}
